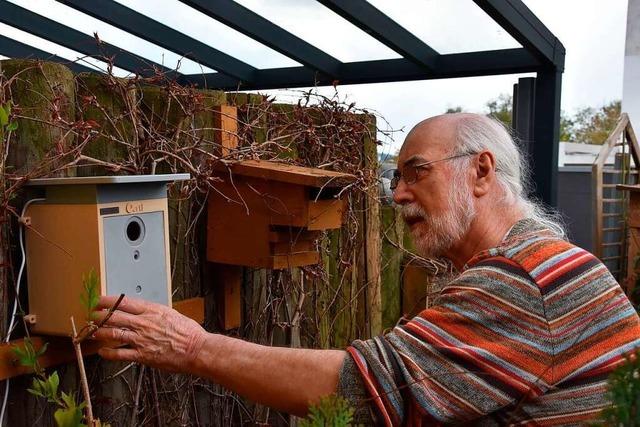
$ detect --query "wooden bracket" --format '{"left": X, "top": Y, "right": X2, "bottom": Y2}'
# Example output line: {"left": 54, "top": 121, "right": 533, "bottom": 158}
{"left": 0, "top": 297, "right": 204, "bottom": 381}
{"left": 211, "top": 263, "right": 242, "bottom": 330}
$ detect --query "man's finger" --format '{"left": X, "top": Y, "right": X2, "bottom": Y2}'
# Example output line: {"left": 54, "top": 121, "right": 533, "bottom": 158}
{"left": 95, "top": 295, "right": 147, "bottom": 315}
{"left": 93, "top": 310, "right": 144, "bottom": 330}
{"left": 93, "top": 326, "right": 136, "bottom": 344}
{"left": 98, "top": 347, "right": 140, "bottom": 363}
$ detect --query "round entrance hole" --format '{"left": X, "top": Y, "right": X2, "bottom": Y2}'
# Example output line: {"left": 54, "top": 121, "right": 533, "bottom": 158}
{"left": 125, "top": 217, "right": 145, "bottom": 245}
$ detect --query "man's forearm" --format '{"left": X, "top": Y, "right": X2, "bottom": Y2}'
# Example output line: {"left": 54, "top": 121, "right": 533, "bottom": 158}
{"left": 190, "top": 333, "right": 347, "bottom": 416}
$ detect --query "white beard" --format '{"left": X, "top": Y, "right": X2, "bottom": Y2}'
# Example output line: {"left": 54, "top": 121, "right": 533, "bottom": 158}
{"left": 402, "top": 172, "right": 476, "bottom": 258}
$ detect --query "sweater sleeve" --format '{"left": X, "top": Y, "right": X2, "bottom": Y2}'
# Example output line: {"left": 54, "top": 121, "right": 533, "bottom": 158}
{"left": 345, "top": 257, "right": 555, "bottom": 426}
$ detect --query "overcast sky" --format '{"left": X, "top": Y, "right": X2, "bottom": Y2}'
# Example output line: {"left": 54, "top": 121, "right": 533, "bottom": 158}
{"left": 0, "top": 0, "right": 630, "bottom": 154}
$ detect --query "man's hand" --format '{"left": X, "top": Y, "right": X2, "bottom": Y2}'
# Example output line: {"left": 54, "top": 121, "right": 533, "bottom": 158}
{"left": 92, "top": 295, "right": 206, "bottom": 374}
{"left": 93, "top": 295, "right": 347, "bottom": 416}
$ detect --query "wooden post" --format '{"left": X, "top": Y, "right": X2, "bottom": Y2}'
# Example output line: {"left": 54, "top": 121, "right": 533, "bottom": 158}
{"left": 362, "top": 114, "right": 382, "bottom": 337}
{"left": 380, "top": 205, "right": 403, "bottom": 329}
{"left": 0, "top": 59, "right": 76, "bottom": 425}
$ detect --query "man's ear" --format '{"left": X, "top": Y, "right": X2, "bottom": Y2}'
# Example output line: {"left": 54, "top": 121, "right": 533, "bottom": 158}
{"left": 473, "top": 151, "right": 496, "bottom": 197}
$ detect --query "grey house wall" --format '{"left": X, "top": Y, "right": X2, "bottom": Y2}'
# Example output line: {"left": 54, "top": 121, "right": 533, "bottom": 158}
{"left": 557, "top": 166, "right": 594, "bottom": 252}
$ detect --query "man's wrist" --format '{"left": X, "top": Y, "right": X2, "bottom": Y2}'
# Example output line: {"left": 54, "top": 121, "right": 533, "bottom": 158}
{"left": 189, "top": 332, "right": 231, "bottom": 380}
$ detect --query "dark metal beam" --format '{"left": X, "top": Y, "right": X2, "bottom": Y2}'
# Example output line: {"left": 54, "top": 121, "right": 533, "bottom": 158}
{"left": 0, "top": 35, "right": 96, "bottom": 74}
{"left": 473, "top": 0, "right": 565, "bottom": 70}
{"left": 532, "top": 70, "right": 562, "bottom": 207}
{"left": 178, "top": 0, "right": 342, "bottom": 77}
{"left": 317, "top": 0, "right": 439, "bottom": 72}
{"left": 0, "top": 0, "right": 174, "bottom": 77}
{"left": 181, "top": 48, "right": 540, "bottom": 90}
{"left": 56, "top": 0, "right": 257, "bottom": 82}
{"left": 513, "top": 77, "right": 536, "bottom": 157}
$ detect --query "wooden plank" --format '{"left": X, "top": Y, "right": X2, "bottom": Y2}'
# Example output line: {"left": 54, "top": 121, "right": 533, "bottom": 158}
{"left": 213, "top": 105, "right": 239, "bottom": 157}
{"left": 268, "top": 229, "right": 320, "bottom": 243}
{"left": 211, "top": 264, "right": 242, "bottom": 330}
{"left": 271, "top": 240, "right": 313, "bottom": 255}
{"left": 213, "top": 159, "right": 356, "bottom": 188}
{"left": 174, "top": 297, "right": 205, "bottom": 324}
{"left": 618, "top": 184, "right": 640, "bottom": 193}
{"left": 625, "top": 114, "right": 640, "bottom": 169}
{"left": 629, "top": 193, "right": 640, "bottom": 228}
{"left": 270, "top": 252, "right": 320, "bottom": 269}
{"left": 380, "top": 205, "right": 403, "bottom": 329}
{"left": 626, "top": 227, "right": 640, "bottom": 298}
{"left": 595, "top": 114, "right": 629, "bottom": 169}
{"left": 402, "top": 260, "right": 431, "bottom": 317}
{"left": 307, "top": 199, "right": 345, "bottom": 230}
{"left": 0, "top": 297, "right": 205, "bottom": 381}
{"left": 362, "top": 114, "right": 382, "bottom": 337}
{"left": 593, "top": 162, "right": 604, "bottom": 258}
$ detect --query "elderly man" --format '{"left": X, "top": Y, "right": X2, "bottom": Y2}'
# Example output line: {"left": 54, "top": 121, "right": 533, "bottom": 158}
{"left": 94, "top": 113, "right": 640, "bottom": 425}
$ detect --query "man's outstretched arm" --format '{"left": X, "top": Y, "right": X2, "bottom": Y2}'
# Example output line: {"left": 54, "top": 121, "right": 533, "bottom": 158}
{"left": 93, "top": 295, "right": 347, "bottom": 417}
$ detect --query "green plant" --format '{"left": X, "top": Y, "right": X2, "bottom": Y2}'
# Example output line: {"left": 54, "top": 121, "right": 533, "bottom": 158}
{"left": 79, "top": 268, "right": 100, "bottom": 322}
{"left": 300, "top": 395, "right": 355, "bottom": 427}
{"left": 0, "top": 101, "right": 18, "bottom": 137}
{"left": 599, "top": 351, "right": 640, "bottom": 426}
{"left": 10, "top": 270, "right": 111, "bottom": 427}
{"left": 12, "top": 339, "right": 87, "bottom": 427}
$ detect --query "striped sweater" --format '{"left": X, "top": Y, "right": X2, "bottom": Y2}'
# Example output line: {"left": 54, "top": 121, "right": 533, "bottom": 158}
{"left": 339, "top": 219, "right": 640, "bottom": 426}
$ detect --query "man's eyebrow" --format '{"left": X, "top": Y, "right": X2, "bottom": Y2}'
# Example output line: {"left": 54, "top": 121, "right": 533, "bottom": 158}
{"left": 402, "top": 155, "right": 427, "bottom": 167}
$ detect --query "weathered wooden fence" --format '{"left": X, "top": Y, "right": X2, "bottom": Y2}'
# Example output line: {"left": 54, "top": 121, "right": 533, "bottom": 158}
{"left": 0, "top": 59, "right": 432, "bottom": 426}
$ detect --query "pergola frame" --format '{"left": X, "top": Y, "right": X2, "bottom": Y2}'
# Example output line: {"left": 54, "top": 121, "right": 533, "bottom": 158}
{"left": 0, "top": 0, "right": 565, "bottom": 205}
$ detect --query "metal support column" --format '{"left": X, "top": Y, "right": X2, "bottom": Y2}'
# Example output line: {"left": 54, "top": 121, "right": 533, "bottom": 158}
{"left": 512, "top": 77, "right": 536, "bottom": 158}
{"left": 532, "top": 70, "right": 562, "bottom": 207}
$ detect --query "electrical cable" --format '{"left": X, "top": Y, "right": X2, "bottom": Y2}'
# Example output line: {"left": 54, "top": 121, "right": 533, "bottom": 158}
{"left": 0, "top": 197, "right": 45, "bottom": 426}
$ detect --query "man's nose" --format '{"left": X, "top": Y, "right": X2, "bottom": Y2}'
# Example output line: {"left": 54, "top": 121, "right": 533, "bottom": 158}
{"left": 392, "top": 179, "right": 413, "bottom": 205}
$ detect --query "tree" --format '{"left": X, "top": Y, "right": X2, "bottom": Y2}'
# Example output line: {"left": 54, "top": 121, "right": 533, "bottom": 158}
{"left": 486, "top": 94, "right": 513, "bottom": 128}
{"left": 445, "top": 106, "right": 464, "bottom": 114}
{"left": 570, "top": 100, "right": 621, "bottom": 144}
{"left": 483, "top": 94, "right": 581, "bottom": 142}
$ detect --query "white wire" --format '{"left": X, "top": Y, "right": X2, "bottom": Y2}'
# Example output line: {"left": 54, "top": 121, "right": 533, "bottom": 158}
{"left": 0, "top": 197, "right": 45, "bottom": 426}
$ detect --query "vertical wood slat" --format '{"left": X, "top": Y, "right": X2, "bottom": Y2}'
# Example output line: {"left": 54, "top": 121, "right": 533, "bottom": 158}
{"left": 210, "top": 105, "right": 242, "bottom": 329}
{"left": 362, "top": 114, "right": 382, "bottom": 337}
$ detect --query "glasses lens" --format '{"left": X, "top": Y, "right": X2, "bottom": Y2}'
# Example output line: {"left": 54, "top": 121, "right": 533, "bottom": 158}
{"left": 403, "top": 166, "right": 417, "bottom": 185}
{"left": 390, "top": 169, "right": 401, "bottom": 190}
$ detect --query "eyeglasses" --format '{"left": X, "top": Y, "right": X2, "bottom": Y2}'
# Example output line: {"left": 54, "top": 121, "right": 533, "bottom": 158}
{"left": 390, "top": 152, "right": 476, "bottom": 191}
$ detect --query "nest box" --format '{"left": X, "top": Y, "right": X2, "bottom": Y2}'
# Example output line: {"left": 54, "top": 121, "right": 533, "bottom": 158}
{"left": 24, "top": 174, "right": 189, "bottom": 336}
{"left": 207, "top": 160, "right": 356, "bottom": 269}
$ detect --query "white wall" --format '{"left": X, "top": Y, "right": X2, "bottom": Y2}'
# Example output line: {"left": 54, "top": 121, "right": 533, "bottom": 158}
{"left": 623, "top": 0, "right": 640, "bottom": 130}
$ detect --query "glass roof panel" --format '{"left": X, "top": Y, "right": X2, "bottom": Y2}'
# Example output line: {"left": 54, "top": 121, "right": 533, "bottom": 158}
{"left": 115, "top": 0, "right": 301, "bottom": 69}
{"left": 6, "top": 0, "right": 216, "bottom": 74}
{"left": 368, "top": 0, "right": 522, "bottom": 54}
{"left": 234, "top": 0, "right": 402, "bottom": 62}
{"left": 0, "top": 22, "right": 131, "bottom": 76}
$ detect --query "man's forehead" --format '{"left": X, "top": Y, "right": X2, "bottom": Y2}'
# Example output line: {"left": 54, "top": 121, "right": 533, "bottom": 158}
{"left": 398, "top": 119, "right": 455, "bottom": 166}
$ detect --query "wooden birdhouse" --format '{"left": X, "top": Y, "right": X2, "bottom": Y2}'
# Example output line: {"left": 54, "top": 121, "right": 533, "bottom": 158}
{"left": 24, "top": 174, "right": 189, "bottom": 336}
{"left": 207, "top": 160, "right": 357, "bottom": 269}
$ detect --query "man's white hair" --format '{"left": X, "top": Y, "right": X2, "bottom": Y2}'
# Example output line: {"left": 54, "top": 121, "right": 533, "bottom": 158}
{"left": 451, "top": 114, "right": 566, "bottom": 237}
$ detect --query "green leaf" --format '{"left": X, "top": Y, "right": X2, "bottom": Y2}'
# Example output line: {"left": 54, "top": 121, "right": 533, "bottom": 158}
{"left": 0, "top": 105, "right": 8, "bottom": 127}
{"left": 54, "top": 406, "right": 85, "bottom": 427}
{"left": 300, "top": 395, "right": 354, "bottom": 427}
{"left": 80, "top": 269, "right": 100, "bottom": 321}
{"left": 47, "top": 371, "right": 60, "bottom": 400}
{"left": 6, "top": 121, "right": 18, "bottom": 132}
{"left": 12, "top": 338, "right": 38, "bottom": 369}
{"left": 35, "top": 342, "right": 49, "bottom": 358}
{"left": 3, "top": 102, "right": 11, "bottom": 116}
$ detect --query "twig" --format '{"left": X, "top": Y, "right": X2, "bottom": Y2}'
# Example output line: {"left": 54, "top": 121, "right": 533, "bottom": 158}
{"left": 129, "top": 365, "right": 146, "bottom": 427}
{"left": 74, "top": 293, "right": 125, "bottom": 344}
{"left": 71, "top": 316, "right": 94, "bottom": 427}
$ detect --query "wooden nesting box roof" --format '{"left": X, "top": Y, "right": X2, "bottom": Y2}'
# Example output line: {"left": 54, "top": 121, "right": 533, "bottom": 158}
{"left": 214, "top": 159, "right": 357, "bottom": 188}
{"left": 617, "top": 184, "right": 640, "bottom": 192}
